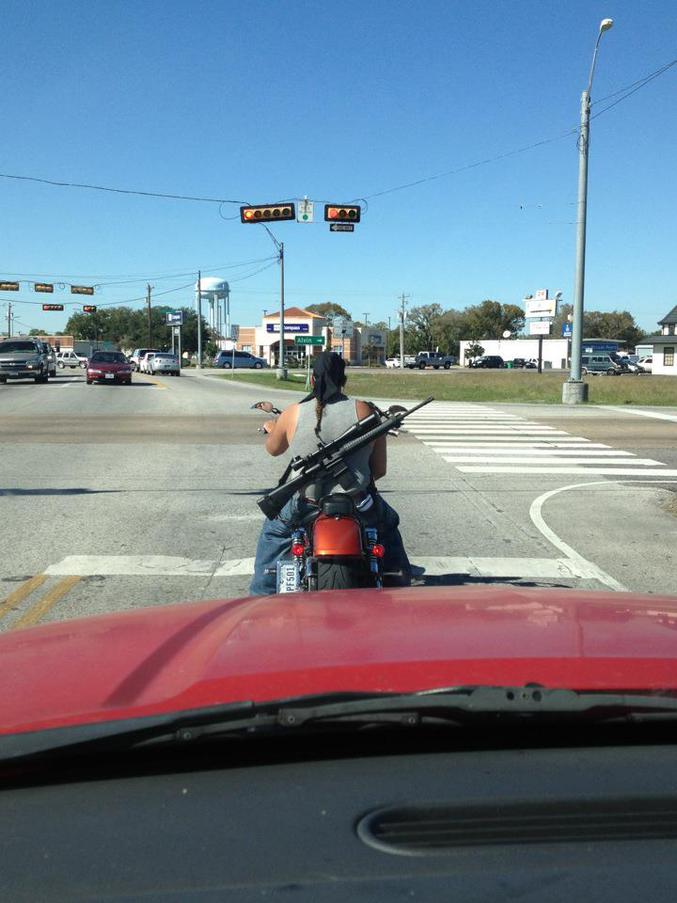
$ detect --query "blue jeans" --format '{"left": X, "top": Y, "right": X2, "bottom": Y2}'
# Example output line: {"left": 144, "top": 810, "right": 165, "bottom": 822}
{"left": 249, "top": 494, "right": 411, "bottom": 596}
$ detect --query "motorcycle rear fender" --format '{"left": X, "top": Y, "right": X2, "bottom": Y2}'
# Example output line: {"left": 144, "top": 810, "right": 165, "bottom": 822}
{"left": 312, "top": 514, "right": 363, "bottom": 557}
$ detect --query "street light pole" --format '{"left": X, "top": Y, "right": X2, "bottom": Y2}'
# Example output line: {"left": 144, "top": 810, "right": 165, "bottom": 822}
{"left": 563, "top": 17, "right": 613, "bottom": 405}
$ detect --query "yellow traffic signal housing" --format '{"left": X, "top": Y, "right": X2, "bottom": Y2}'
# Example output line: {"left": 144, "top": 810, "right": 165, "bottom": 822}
{"left": 324, "top": 204, "right": 361, "bottom": 223}
{"left": 240, "top": 203, "right": 296, "bottom": 223}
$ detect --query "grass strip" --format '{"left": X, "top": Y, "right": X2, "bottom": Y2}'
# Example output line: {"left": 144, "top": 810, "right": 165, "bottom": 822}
{"left": 216, "top": 370, "right": 677, "bottom": 405}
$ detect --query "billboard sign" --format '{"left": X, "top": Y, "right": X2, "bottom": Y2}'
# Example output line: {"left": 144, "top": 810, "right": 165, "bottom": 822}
{"left": 166, "top": 311, "right": 184, "bottom": 326}
{"left": 266, "top": 322, "right": 309, "bottom": 333}
{"left": 529, "top": 320, "right": 551, "bottom": 336}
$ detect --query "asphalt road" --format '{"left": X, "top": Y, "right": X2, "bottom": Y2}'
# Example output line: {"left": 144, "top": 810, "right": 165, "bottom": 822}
{"left": 1, "top": 368, "right": 676, "bottom": 633}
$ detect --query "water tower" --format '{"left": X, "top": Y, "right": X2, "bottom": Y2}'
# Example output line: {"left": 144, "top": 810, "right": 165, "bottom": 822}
{"left": 196, "top": 278, "right": 230, "bottom": 343}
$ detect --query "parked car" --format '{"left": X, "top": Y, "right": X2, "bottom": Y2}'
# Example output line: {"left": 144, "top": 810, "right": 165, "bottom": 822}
{"left": 129, "top": 348, "right": 161, "bottom": 371}
{"left": 86, "top": 351, "right": 133, "bottom": 385}
{"left": 638, "top": 356, "right": 653, "bottom": 372}
{"left": 470, "top": 355, "right": 505, "bottom": 369}
{"left": 581, "top": 354, "right": 624, "bottom": 376}
{"left": 56, "top": 349, "right": 87, "bottom": 369}
{"left": 511, "top": 357, "right": 537, "bottom": 369}
{"left": 148, "top": 352, "right": 180, "bottom": 376}
{"left": 408, "top": 351, "right": 457, "bottom": 370}
{"left": 0, "top": 337, "right": 51, "bottom": 383}
{"left": 139, "top": 352, "right": 157, "bottom": 373}
{"left": 621, "top": 359, "right": 647, "bottom": 374}
{"left": 214, "top": 349, "right": 267, "bottom": 369}
{"left": 384, "top": 357, "right": 400, "bottom": 368}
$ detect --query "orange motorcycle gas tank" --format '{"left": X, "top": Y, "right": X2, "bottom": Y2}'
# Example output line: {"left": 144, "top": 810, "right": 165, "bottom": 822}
{"left": 312, "top": 514, "right": 363, "bottom": 557}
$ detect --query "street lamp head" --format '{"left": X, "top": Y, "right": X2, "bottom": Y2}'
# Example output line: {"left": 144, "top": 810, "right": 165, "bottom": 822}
{"left": 599, "top": 18, "right": 613, "bottom": 32}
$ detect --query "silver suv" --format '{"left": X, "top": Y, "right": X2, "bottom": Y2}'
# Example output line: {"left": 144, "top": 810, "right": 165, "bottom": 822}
{"left": 0, "top": 338, "right": 50, "bottom": 383}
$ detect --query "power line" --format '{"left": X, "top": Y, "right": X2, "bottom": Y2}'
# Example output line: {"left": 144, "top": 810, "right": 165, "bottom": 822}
{"left": 0, "top": 256, "right": 278, "bottom": 287}
{"left": 0, "top": 172, "right": 244, "bottom": 205}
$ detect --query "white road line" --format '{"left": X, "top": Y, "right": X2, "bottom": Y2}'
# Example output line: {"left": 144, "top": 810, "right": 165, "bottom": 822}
{"left": 529, "top": 483, "right": 628, "bottom": 592}
{"left": 458, "top": 466, "right": 677, "bottom": 475}
{"left": 423, "top": 438, "right": 605, "bottom": 446}
{"left": 427, "top": 446, "right": 621, "bottom": 454}
{"left": 599, "top": 405, "right": 677, "bottom": 423}
{"left": 443, "top": 456, "right": 663, "bottom": 466}
{"left": 43, "top": 554, "right": 598, "bottom": 581}
{"left": 410, "top": 428, "right": 569, "bottom": 434}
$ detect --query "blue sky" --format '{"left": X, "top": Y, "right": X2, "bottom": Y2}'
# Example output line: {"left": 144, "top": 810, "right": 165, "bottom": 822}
{"left": 1, "top": 0, "right": 675, "bottom": 335}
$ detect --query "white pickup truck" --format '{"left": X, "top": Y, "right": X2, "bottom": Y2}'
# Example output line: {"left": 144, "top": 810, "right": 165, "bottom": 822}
{"left": 56, "top": 350, "right": 88, "bottom": 369}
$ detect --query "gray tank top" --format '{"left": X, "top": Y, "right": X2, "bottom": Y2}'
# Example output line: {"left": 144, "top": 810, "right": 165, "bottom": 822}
{"left": 287, "top": 396, "right": 373, "bottom": 501}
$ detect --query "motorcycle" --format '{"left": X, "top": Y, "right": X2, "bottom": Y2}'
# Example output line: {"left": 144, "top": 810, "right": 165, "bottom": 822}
{"left": 251, "top": 396, "right": 433, "bottom": 592}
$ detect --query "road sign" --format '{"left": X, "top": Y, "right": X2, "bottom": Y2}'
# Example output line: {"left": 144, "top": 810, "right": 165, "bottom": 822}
{"left": 42, "top": 304, "right": 64, "bottom": 311}
{"left": 295, "top": 335, "right": 324, "bottom": 346}
{"left": 231, "top": 324, "right": 240, "bottom": 341}
{"left": 34, "top": 283, "right": 54, "bottom": 293}
{"left": 331, "top": 316, "right": 354, "bottom": 338}
{"left": 330, "top": 223, "right": 354, "bottom": 232}
{"left": 0, "top": 281, "right": 19, "bottom": 291}
{"left": 165, "top": 311, "right": 184, "bottom": 326}
{"left": 266, "top": 322, "right": 309, "bottom": 333}
{"left": 71, "top": 285, "right": 95, "bottom": 295}
{"left": 297, "top": 198, "right": 314, "bottom": 223}
{"left": 562, "top": 323, "right": 573, "bottom": 337}
{"left": 529, "top": 320, "right": 551, "bottom": 336}
{"left": 525, "top": 298, "right": 557, "bottom": 317}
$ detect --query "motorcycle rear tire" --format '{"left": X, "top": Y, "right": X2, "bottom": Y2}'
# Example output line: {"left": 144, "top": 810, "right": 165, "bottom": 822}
{"left": 316, "top": 560, "right": 363, "bottom": 590}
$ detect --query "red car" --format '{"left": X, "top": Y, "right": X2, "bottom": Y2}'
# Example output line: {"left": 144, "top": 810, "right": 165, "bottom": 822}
{"left": 2, "top": 586, "right": 677, "bottom": 899}
{"left": 86, "top": 350, "right": 133, "bottom": 384}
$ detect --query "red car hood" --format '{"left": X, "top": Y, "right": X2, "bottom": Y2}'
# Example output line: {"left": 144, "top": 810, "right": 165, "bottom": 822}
{"left": 2, "top": 585, "right": 677, "bottom": 736}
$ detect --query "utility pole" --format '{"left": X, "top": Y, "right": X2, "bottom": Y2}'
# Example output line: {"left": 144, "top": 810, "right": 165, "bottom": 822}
{"left": 398, "top": 293, "right": 409, "bottom": 369}
{"left": 6, "top": 302, "right": 12, "bottom": 338}
{"left": 278, "top": 242, "right": 286, "bottom": 378}
{"left": 196, "top": 271, "right": 203, "bottom": 369}
{"left": 146, "top": 284, "right": 153, "bottom": 347}
{"left": 363, "top": 312, "right": 369, "bottom": 325}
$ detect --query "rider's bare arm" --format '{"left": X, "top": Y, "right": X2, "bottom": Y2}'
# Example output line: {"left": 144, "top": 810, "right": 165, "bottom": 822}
{"left": 356, "top": 399, "right": 387, "bottom": 481}
{"left": 264, "top": 404, "right": 299, "bottom": 456}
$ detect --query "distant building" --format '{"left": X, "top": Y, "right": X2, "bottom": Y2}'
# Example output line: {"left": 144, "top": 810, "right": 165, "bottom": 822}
{"left": 230, "top": 307, "right": 386, "bottom": 365}
{"left": 643, "top": 305, "right": 677, "bottom": 375}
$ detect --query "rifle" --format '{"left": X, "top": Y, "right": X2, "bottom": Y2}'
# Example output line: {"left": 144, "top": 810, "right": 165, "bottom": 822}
{"left": 257, "top": 396, "right": 433, "bottom": 519}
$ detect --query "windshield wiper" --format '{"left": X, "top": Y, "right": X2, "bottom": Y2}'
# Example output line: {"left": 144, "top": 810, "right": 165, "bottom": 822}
{"left": 4, "top": 687, "right": 677, "bottom": 763}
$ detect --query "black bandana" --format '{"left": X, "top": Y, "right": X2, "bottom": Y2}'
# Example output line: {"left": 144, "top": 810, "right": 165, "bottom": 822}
{"left": 301, "top": 351, "right": 346, "bottom": 405}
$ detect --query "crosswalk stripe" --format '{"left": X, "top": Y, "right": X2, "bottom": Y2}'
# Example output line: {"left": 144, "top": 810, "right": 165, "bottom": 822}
{"left": 424, "top": 442, "right": 612, "bottom": 449}
{"left": 423, "top": 438, "right": 605, "bottom": 446}
{"left": 434, "top": 448, "right": 633, "bottom": 457}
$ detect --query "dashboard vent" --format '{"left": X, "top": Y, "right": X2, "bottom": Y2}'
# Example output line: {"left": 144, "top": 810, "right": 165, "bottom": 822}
{"left": 357, "top": 799, "right": 677, "bottom": 856}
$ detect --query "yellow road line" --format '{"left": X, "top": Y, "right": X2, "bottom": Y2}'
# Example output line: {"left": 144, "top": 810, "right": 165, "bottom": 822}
{"left": 141, "top": 375, "right": 167, "bottom": 390}
{"left": 0, "top": 574, "right": 48, "bottom": 624}
{"left": 13, "top": 576, "right": 81, "bottom": 630}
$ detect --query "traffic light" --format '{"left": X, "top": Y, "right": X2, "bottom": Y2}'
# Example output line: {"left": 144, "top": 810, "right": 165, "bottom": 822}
{"left": 71, "top": 285, "right": 95, "bottom": 295}
{"left": 0, "top": 281, "right": 19, "bottom": 291}
{"left": 34, "top": 283, "right": 54, "bottom": 293}
{"left": 324, "top": 204, "right": 361, "bottom": 223}
{"left": 240, "top": 203, "right": 296, "bottom": 224}
{"left": 42, "top": 304, "right": 64, "bottom": 311}
{"left": 83, "top": 305, "right": 97, "bottom": 313}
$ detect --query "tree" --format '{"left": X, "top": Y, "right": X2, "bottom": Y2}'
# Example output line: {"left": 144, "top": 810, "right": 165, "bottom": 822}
{"left": 464, "top": 342, "right": 484, "bottom": 363}
{"left": 583, "top": 310, "right": 646, "bottom": 347}
{"left": 407, "top": 304, "right": 445, "bottom": 352}
{"left": 306, "top": 302, "right": 350, "bottom": 319}
{"left": 463, "top": 300, "right": 525, "bottom": 340}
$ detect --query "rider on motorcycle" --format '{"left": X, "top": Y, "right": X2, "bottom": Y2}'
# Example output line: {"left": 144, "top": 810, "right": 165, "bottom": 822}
{"left": 249, "top": 350, "right": 411, "bottom": 595}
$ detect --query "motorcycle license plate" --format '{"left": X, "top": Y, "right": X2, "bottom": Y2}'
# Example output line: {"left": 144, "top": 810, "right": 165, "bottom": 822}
{"left": 105, "top": 373, "right": 114, "bottom": 379}
{"left": 277, "top": 561, "right": 301, "bottom": 593}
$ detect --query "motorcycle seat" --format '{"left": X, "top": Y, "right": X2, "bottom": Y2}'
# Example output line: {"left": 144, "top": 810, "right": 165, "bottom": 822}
{"left": 319, "top": 494, "right": 356, "bottom": 517}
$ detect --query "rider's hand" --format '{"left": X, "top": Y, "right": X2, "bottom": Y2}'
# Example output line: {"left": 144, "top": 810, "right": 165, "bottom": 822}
{"left": 262, "top": 419, "right": 277, "bottom": 434}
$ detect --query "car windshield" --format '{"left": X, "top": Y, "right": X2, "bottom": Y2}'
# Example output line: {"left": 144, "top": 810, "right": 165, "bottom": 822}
{"left": 0, "top": 341, "right": 37, "bottom": 353}
{"left": 1, "top": 4, "right": 676, "bottom": 765}
{"left": 90, "top": 352, "right": 127, "bottom": 363}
